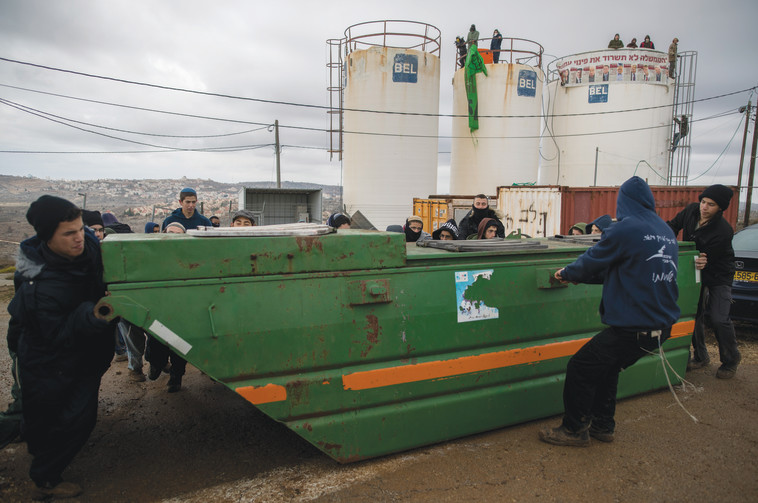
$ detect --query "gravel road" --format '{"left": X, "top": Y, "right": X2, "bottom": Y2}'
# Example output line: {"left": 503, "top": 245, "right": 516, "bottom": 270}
{"left": 0, "top": 292, "right": 756, "bottom": 502}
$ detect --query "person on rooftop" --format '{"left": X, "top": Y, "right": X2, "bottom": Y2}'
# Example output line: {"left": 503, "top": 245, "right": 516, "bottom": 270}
{"left": 608, "top": 34, "right": 624, "bottom": 49}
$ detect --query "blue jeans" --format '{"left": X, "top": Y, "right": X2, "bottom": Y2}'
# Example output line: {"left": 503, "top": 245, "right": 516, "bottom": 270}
{"left": 119, "top": 321, "right": 146, "bottom": 371}
{"left": 692, "top": 285, "right": 741, "bottom": 368}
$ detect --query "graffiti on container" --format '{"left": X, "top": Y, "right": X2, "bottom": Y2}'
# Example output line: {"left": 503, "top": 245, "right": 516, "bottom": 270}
{"left": 455, "top": 270, "right": 499, "bottom": 323}
{"left": 503, "top": 203, "right": 549, "bottom": 237}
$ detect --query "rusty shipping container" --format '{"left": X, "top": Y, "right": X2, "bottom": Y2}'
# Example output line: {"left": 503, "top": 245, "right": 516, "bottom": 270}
{"left": 493, "top": 185, "right": 739, "bottom": 238}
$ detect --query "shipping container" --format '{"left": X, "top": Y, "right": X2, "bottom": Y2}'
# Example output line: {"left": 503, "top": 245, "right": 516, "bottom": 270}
{"left": 493, "top": 185, "right": 739, "bottom": 237}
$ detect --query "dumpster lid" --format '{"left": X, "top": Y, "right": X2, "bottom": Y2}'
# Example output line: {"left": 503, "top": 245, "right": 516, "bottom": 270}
{"left": 187, "top": 222, "right": 335, "bottom": 237}
{"left": 415, "top": 239, "right": 549, "bottom": 252}
{"left": 548, "top": 234, "right": 601, "bottom": 245}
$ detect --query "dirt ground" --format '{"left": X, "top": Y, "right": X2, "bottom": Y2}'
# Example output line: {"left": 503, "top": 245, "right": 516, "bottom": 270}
{"left": 0, "top": 285, "right": 756, "bottom": 502}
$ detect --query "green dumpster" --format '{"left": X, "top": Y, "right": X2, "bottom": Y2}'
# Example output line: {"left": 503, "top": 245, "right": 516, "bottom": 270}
{"left": 96, "top": 225, "right": 699, "bottom": 462}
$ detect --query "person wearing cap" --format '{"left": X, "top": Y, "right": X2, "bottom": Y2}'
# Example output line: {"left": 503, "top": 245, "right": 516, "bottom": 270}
{"left": 403, "top": 216, "right": 431, "bottom": 243}
{"left": 326, "top": 212, "right": 351, "bottom": 229}
{"left": 231, "top": 210, "right": 256, "bottom": 227}
{"left": 161, "top": 187, "right": 212, "bottom": 231}
{"left": 568, "top": 222, "right": 587, "bottom": 236}
{"left": 432, "top": 219, "right": 459, "bottom": 240}
{"left": 541, "top": 177, "right": 679, "bottom": 447}
{"left": 7, "top": 195, "right": 114, "bottom": 499}
{"left": 82, "top": 210, "right": 105, "bottom": 242}
{"left": 667, "top": 184, "right": 740, "bottom": 378}
{"left": 457, "top": 194, "right": 504, "bottom": 240}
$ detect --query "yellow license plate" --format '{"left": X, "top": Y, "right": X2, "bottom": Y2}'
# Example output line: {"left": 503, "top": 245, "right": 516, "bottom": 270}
{"left": 734, "top": 270, "right": 758, "bottom": 283}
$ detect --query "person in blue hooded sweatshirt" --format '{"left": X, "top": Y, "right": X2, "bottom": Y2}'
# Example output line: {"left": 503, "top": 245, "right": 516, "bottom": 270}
{"left": 540, "top": 177, "right": 680, "bottom": 447}
{"left": 585, "top": 214, "right": 613, "bottom": 235}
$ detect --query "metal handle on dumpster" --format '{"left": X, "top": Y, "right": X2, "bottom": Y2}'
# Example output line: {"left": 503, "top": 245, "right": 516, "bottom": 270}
{"left": 348, "top": 279, "right": 391, "bottom": 305}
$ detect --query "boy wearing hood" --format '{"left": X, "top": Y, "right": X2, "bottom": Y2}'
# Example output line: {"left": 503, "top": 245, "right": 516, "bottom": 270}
{"left": 540, "top": 177, "right": 680, "bottom": 447}
{"left": 161, "top": 187, "right": 212, "bottom": 231}
{"left": 457, "top": 194, "right": 504, "bottom": 239}
{"left": 8, "top": 196, "right": 114, "bottom": 498}
{"left": 667, "top": 184, "right": 739, "bottom": 378}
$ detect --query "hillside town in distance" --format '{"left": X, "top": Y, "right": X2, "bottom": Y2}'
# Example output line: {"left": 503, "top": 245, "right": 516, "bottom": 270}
{"left": 0, "top": 175, "right": 342, "bottom": 263}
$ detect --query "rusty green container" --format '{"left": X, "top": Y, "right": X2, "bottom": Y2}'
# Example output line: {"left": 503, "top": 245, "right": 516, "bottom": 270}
{"left": 97, "top": 227, "right": 699, "bottom": 462}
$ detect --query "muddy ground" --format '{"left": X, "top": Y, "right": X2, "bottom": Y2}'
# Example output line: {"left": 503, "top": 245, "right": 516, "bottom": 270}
{"left": 0, "top": 286, "right": 756, "bottom": 502}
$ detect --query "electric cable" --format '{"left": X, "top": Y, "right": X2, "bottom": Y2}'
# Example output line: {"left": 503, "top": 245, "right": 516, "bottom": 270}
{"left": 0, "top": 57, "right": 754, "bottom": 119}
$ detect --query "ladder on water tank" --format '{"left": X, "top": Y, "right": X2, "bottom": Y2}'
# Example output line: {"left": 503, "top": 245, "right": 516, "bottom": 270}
{"left": 668, "top": 50, "right": 698, "bottom": 186}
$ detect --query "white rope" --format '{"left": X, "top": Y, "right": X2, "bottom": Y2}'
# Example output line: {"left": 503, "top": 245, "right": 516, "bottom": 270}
{"left": 644, "top": 339, "right": 699, "bottom": 423}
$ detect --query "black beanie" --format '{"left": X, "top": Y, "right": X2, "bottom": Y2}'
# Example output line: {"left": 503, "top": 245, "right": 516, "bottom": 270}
{"left": 82, "top": 210, "right": 104, "bottom": 228}
{"left": 26, "top": 195, "right": 79, "bottom": 242}
{"left": 699, "top": 184, "right": 732, "bottom": 210}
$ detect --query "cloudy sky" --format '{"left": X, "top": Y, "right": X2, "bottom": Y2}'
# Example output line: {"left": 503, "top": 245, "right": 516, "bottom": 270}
{"left": 1, "top": 0, "right": 756, "bottom": 201}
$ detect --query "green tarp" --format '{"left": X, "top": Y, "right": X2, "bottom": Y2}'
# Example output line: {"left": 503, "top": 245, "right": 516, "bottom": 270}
{"left": 464, "top": 45, "right": 488, "bottom": 131}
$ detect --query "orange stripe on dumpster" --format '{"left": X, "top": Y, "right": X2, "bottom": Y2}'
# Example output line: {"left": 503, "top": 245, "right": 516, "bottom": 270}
{"left": 236, "top": 383, "right": 287, "bottom": 404}
{"left": 671, "top": 320, "right": 694, "bottom": 338}
{"left": 343, "top": 320, "right": 694, "bottom": 391}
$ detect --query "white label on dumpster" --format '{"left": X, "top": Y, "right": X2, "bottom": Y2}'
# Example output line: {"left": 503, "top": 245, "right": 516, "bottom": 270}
{"left": 149, "top": 320, "right": 193, "bottom": 355}
{"left": 455, "top": 270, "right": 499, "bottom": 323}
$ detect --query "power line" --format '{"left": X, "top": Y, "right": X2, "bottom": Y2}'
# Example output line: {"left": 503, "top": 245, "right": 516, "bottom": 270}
{"left": 1, "top": 56, "right": 755, "bottom": 119}
{"left": 0, "top": 87, "right": 744, "bottom": 147}
{"left": 0, "top": 98, "right": 273, "bottom": 152}
{"left": 0, "top": 96, "right": 270, "bottom": 138}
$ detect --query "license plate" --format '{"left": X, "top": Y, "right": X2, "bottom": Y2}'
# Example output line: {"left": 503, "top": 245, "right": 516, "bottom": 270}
{"left": 734, "top": 270, "right": 758, "bottom": 283}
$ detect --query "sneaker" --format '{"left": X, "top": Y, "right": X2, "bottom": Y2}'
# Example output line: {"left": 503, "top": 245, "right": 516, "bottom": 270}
{"left": 716, "top": 366, "right": 737, "bottom": 379}
{"left": 114, "top": 353, "right": 128, "bottom": 362}
{"left": 538, "top": 425, "right": 590, "bottom": 447}
{"left": 686, "top": 358, "right": 710, "bottom": 371}
{"left": 167, "top": 375, "right": 182, "bottom": 393}
{"left": 129, "top": 368, "right": 147, "bottom": 382}
{"left": 589, "top": 425, "right": 615, "bottom": 443}
{"left": 32, "top": 481, "right": 82, "bottom": 500}
{"left": 147, "top": 364, "right": 162, "bottom": 381}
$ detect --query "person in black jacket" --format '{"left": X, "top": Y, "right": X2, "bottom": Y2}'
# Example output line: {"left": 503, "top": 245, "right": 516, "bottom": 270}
{"left": 8, "top": 195, "right": 114, "bottom": 499}
{"left": 667, "top": 185, "right": 740, "bottom": 379}
{"left": 457, "top": 194, "right": 504, "bottom": 239}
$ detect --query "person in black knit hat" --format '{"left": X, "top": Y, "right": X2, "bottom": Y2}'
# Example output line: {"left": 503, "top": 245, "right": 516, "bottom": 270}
{"left": 667, "top": 184, "right": 740, "bottom": 379}
{"left": 9, "top": 195, "right": 115, "bottom": 499}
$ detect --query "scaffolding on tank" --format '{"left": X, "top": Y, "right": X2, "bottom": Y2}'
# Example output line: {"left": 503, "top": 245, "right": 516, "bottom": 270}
{"left": 325, "top": 20, "right": 442, "bottom": 163}
{"left": 668, "top": 50, "right": 698, "bottom": 186}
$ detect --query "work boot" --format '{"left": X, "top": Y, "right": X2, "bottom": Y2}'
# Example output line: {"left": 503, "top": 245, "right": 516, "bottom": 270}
{"left": 686, "top": 358, "right": 710, "bottom": 371}
{"left": 32, "top": 481, "right": 82, "bottom": 500}
{"left": 147, "top": 364, "right": 162, "bottom": 381}
{"left": 716, "top": 365, "right": 737, "bottom": 379}
{"left": 129, "top": 368, "right": 147, "bottom": 382}
{"left": 167, "top": 375, "right": 182, "bottom": 393}
{"left": 538, "top": 425, "right": 589, "bottom": 447}
{"left": 589, "top": 425, "right": 615, "bottom": 443}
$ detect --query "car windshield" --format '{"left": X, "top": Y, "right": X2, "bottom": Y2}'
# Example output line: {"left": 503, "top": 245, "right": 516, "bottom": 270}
{"left": 733, "top": 227, "right": 758, "bottom": 251}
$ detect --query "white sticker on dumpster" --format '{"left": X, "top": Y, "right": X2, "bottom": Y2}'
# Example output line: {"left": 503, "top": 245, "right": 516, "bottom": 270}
{"left": 455, "top": 270, "right": 499, "bottom": 323}
{"left": 149, "top": 320, "right": 193, "bottom": 355}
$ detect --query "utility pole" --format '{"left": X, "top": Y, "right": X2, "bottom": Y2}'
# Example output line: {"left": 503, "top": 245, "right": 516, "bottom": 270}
{"left": 744, "top": 108, "right": 758, "bottom": 228}
{"left": 593, "top": 147, "right": 598, "bottom": 186}
{"left": 275, "top": 119, "right": 281, "bottom": 189}
{"left": 737, "top": 100, "right": 751, "bottom": 191}
{"left": 78, "top": 192, "right": 87, "bottom": 209}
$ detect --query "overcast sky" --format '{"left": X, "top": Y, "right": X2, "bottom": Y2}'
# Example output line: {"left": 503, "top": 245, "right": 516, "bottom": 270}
{"left": 1, "top": 0, "right": 756, "bottom": 201}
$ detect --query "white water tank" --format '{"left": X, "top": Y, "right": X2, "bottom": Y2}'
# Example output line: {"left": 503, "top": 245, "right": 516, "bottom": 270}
{"left": 450, "top": 39, "right": 544, "bottom": 194}
{"left": 541, "top": 49, "right": 674, "bottom": 186}
{"left": 341, "top": 21, "right": 441, "bottom": 231}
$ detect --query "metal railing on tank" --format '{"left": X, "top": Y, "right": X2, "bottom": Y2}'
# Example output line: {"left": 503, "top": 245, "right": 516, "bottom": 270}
{"left": 454, "top": 37, "right": 543, "bottom": 70}
{"left": 343, "top": 20, "right": 441, "bottom": 56}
